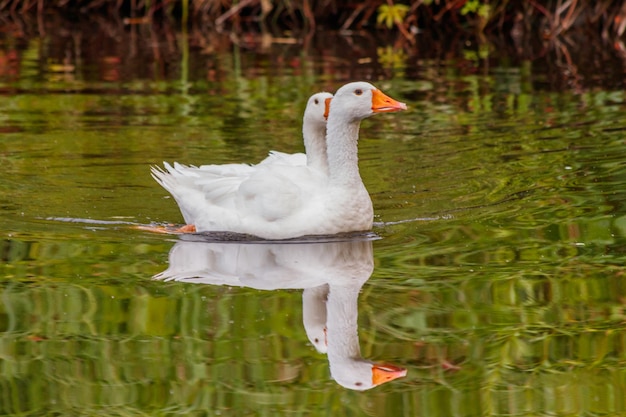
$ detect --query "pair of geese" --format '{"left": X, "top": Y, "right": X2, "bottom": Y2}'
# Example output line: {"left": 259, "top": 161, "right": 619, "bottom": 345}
{"left": 151, "top": 81, "right": 407, "bottom": 240}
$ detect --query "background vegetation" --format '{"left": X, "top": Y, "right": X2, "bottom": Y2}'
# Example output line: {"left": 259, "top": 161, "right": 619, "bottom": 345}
{"left": 1, "top": 0, "right": 626, "bottom": 40}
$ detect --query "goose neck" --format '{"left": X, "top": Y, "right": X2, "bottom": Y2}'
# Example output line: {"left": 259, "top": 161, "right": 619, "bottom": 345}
{"left": 326, "top": 283, "right": 361, "bottom": 360}
{"left": 326, "top": 119, "right": 361, "bottom": 183}
{"left": 304, "top": 125, "right": 329, "bottom": 174}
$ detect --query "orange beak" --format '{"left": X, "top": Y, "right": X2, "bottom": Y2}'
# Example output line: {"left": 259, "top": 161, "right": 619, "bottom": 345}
{"left": 372, "top": 363, "right": 407, "bottom": 386}
{"left": 324, "top": 97, "right": 332, "bottom": 120}
{"left": 371, "top": 89, "right": 407, "bottom": 113}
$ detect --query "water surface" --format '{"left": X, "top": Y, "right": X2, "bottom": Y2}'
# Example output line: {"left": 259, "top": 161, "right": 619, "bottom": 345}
{"left": 1, "top": 23, "right": 626, "bottom": 416}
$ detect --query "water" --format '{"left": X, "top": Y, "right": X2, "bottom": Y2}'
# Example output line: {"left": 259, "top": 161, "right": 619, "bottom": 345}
{"left": 1, "top": 20, "right": 626, "bottom": 416}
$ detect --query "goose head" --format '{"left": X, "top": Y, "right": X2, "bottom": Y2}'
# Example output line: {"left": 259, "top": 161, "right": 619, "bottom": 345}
{"left": 330, "top": 360, "right": 407, "bottom": 391}
{"left": 302, "top": 284, "right": 329, "bottom": 354}
{"left": 303, "top": 92, "right": 333, "bottom": 128}
{"left": 329, "top": 81, "right": 407, "bottom": 123}
{"left": 302, "top": 92, "right": 333, "bottom": 173}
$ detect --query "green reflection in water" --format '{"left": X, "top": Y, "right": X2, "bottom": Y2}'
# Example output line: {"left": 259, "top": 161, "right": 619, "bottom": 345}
{"left": 1, "top": 32, "right": 626, "bottom": 416}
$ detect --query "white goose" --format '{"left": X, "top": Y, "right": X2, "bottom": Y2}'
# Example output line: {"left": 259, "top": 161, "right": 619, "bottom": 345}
{"left": 154, "top": 237, "right": 407, "bottom": 390}
{"left": 152, "top": 82, "right": 406, "bottom": 239}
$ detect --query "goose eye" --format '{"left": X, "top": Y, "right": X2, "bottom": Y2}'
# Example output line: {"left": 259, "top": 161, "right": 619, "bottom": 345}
{"left": 355, "top": 382, "right": 363, "bottom": 387}
{"left": 354, "top": 89, "right": 363, "bottom": 96}
{"left": 314, "top": 99, "right": 319, "bottom": 104}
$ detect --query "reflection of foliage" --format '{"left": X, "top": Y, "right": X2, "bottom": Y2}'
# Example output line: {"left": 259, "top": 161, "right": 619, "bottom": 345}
{"left": 377, "top": 46, "right": 407, "bottom": 70}
{"left": 1, "top": 37, "right": 626, "bottom": 415}
{"left": 460, "top": 0, "right": 491, "bottom": 19}
{"left": 377, "top": 2, "right": 410, "bottom": 29}
{"left": 462, "top": 42, "right": 491, "bottom": 61}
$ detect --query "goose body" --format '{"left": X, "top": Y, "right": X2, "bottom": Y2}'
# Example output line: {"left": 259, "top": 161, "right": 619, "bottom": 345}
{"left": 152, "top": 82, "right": 406, "bottom": 239}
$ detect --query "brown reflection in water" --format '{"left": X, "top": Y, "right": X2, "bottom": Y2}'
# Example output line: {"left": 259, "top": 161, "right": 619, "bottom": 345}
{"left": 0, "top": 12, "right": 625, "bottom": 91}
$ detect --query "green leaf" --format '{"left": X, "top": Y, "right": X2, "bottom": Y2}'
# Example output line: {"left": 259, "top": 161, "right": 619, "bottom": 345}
{"left": 460, "top": 0, "right": 480, "bottom": 16}
{"left": 377, "top": 3, "right": 410, "bottom": 29}
{"left": 478, "top": 4, "right": 491, "bottom": 19}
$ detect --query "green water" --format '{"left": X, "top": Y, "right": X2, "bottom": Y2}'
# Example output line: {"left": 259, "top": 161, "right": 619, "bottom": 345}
{"left": 1, "top": 26, "right": 626, "bottom": 416}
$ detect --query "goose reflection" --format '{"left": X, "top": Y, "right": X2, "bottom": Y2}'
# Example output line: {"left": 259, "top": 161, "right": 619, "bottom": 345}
{"left": 154, "top": 236, "right": 407, "bottom": 391}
